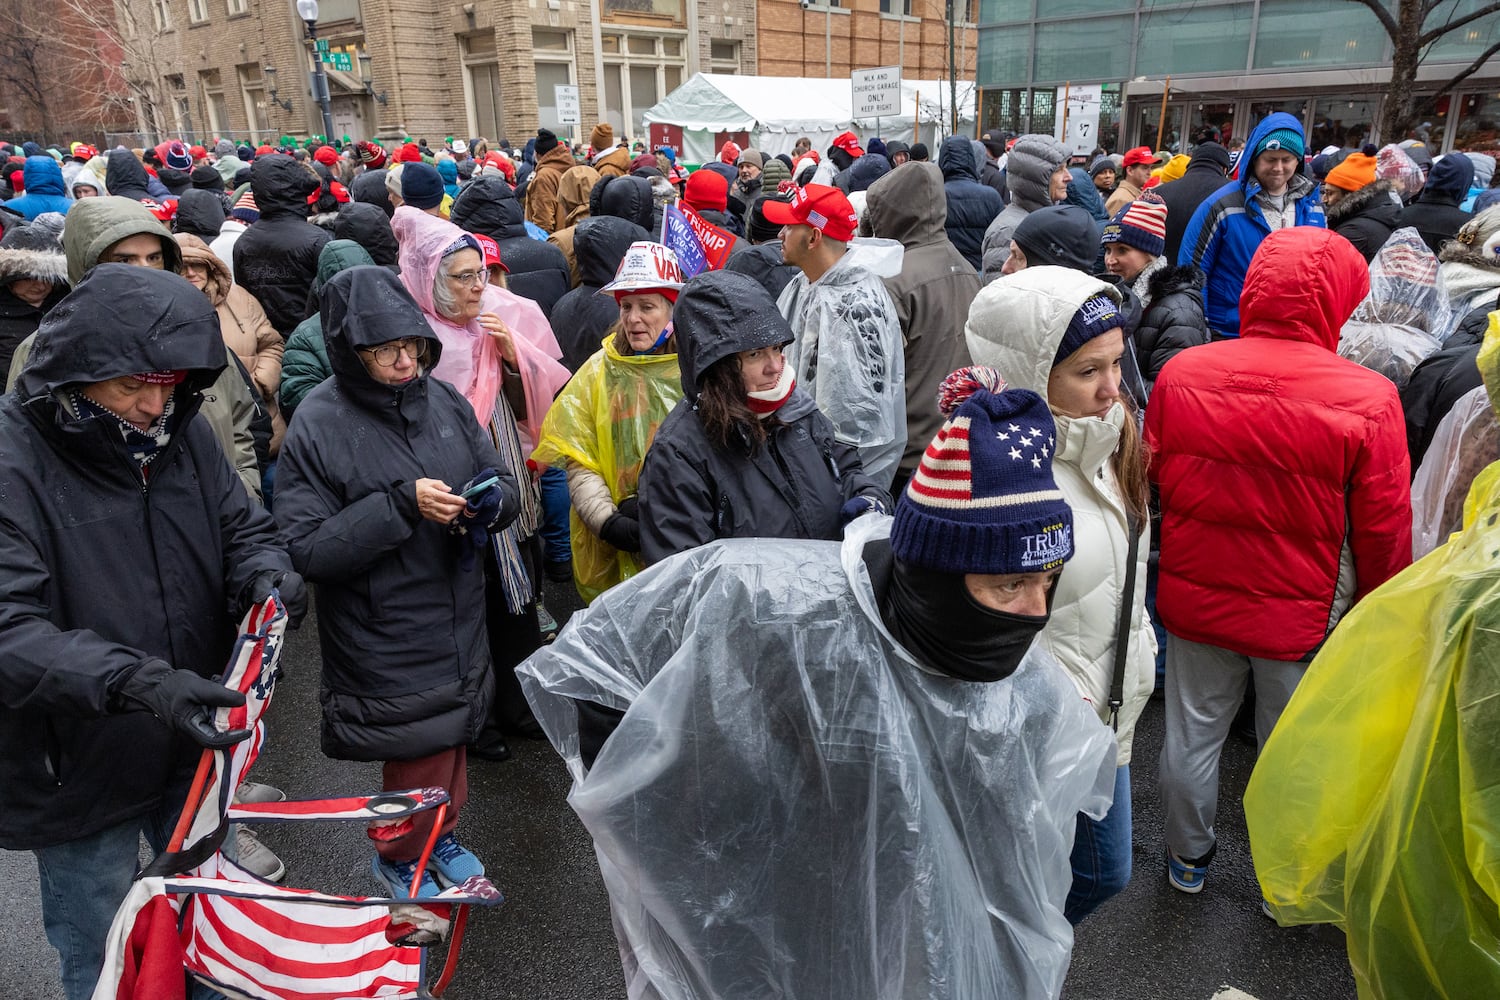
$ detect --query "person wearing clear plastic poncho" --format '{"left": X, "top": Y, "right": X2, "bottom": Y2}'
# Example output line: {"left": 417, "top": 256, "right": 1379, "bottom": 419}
{"left": 1245, "top": 309, "right": 1500, "bottom": 999}
{"left": 531, "top": 241, "right": 685, "bottom": 603}
{"left": 518, "top": 370, "right": 1116, "bottom": 1000}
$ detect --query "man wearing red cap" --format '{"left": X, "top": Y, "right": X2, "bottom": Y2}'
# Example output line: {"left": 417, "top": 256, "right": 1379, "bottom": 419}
{"left": 765, "top": 183, "right": 905, "bottom": 489}
{"left": 1106, "top": 146, "right": 1155, "bottom": 216}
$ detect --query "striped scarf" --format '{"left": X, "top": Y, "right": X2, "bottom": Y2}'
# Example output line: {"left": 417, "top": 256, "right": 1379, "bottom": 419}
{"left": 487, "top": 391, "right": 540, "bottom": 614}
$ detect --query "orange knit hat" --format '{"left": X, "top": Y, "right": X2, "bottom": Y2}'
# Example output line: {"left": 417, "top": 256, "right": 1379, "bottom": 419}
{"left": 1325, "top": 151, "right": 1377, "bottom": 192}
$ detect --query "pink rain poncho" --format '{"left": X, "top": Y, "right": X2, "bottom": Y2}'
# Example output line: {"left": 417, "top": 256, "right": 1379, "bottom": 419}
{"left": 392, "top": 206, "right": 571, "bottom": 610}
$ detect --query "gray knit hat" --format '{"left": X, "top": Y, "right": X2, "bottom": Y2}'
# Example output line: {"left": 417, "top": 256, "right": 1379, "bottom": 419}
{"left": 1005, "top": 134, "right": 1068, "bottom": 212}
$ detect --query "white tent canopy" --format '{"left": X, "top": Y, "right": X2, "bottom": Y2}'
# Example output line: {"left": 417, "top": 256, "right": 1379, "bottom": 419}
{"left": 642, "top": 73, "right": 977, "bottom": 162}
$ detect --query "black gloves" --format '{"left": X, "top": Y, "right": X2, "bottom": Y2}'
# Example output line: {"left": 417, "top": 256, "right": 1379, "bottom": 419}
{"left": 599, "top": 495, "right": 640, "bottom": 553}
{"left": 451, "top": 468, "right": 509, "bottom": 572}
{"left": 117, "top": 658, "right": 250, "bottom": 749}
{"left": 839, "top": 494, "right": 888, "bottom": 528}
{"left": 245, "top": 569, "right": 308, "bottom": 628}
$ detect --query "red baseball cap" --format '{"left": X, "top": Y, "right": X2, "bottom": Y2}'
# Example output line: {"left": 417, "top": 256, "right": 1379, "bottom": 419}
{"left": 831, "top": 131, "right": 864, "bottom": 157}
{"left": 761, "top": 183, "right": 859, "bottom": 242}
{"left": 471, "top": 232, "right": 509, "bottom": 273}
{"left": 313, "top": 145, "right": 340, "bottom": 166}
{"left": 1122, "top": 146, "right": 1155, "bottom": 167}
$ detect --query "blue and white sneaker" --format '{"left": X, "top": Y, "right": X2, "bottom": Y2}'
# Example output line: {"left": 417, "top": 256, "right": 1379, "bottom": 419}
{"left": 371, "top": 855, "right": 441, "bottom": 899}
{"left": 1165, "top": 848, "right": 1208, "bottom": 894}
{"left": 429, "top": 833, "right": 485, "bottom": 886}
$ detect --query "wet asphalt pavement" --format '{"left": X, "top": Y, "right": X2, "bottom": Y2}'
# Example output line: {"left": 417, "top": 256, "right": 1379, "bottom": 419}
{"left": 1, "top": 575, "right": 1357, "bottom": 999}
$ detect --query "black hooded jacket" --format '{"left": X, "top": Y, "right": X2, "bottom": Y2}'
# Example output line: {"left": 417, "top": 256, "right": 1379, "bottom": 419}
{"left": 233, "top": 155, "right": 331, "bottom": 335}
{"left": 1132, "top": 264, "right": 1212, "bottom": 390}
{"left": 1158, "top": 142, "right": 1233, "bottom": 263}
{"left": 275, "top": 266, "right": 519, "bottom": 762}
{"left": 938, "top": 137, "right": 1003, "bottom": 271}
{"left": 174, "top": 189, "right": 227, "bottom": 242}
{"left": 724, "top": 241, "right": 799, "bottom": 301}
{"left": 590, "top": 174, "right": 656, "bottom": 231}
{"left": 349, "top": 169, "right": 394, "bottom": 218}
{"left": 450, "top": 176, "right": 571, "bottom": 319}
{"left": 331, "top": 201, "right": 399, "bottom": 269}
{"left": 0, "top": 265, "right": 288, "bottom": 849}
{"left": 1396, "top": 154, "right": 1475, "bottom": 256}
{"left": 103, "top": 148, "right": 154, "bottom": 201}
{"left": 637, "top": 271, "right": 889, "bottom": 566}
{"left": 1401, "top": 292, "right": 1499, "bottom": 469}
{"left": 551, "top": 216, "right": 650, "bottom": 371}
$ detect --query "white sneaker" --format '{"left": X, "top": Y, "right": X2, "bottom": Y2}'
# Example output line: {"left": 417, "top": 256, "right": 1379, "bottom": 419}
{"left": 233, "top": 826, "right": 286, "bottom": 882}
{"left": 234, "top": 781, "right": 287, "bottom": 805}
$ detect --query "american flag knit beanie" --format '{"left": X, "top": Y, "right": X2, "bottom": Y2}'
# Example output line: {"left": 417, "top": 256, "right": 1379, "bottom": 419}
{"left": 892, "top": 368, "right": 1074, "bottom": 575}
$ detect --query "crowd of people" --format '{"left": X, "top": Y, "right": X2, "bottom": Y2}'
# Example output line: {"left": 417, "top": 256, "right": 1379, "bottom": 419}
{"left": 0, "top": 112, "right": 1497, "bottom": 999}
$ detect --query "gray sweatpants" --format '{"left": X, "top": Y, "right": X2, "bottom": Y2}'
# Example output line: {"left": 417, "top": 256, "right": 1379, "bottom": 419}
{"left": 1159, "top": 633, "right": 1307, "bottom": 861}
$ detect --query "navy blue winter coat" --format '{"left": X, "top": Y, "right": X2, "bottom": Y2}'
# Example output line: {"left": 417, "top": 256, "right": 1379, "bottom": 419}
{"left": 937, "top": 137, "right": 1002, "bottom": 271}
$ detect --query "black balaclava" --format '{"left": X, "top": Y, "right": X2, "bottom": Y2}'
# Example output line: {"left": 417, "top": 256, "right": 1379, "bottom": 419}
{"left": 879, "top": 552, "right": 1051, "bottom": 683}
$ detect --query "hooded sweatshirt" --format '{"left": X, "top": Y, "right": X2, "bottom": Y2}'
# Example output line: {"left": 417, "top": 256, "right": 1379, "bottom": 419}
{"left": 7, "top": 157, "right": 72, "bottom": 220}
{"left": 777, "top": 240, "right": 907, "bottom": 489}
{"left": 862, "top": 162, "right": 978, "bottom": 473}
{"left": 173, "top": 188, "right": 227, "bottom": 242}
{"left": 1147, "top": 227, "right": 1411, "bottom": 660}
{"left": 0, "top": 263, "right": 287, "bottom": 849}
{"left": 963, "top": 265, "right": 1154, "bottom": 762}
{"left": 275, "top": 265, "right": 516, "bottom": 762}
{"left": 71, "top": 164, "right": 108, "bottom": 199}
{"left": 638, "top": 270, "right": 890, "bottom": 566}
{"left": 937, "top": 137, "right": 1002, "bottom": 271}
{"left": 980, "top": 133, "right": 1066, "bottom": 282}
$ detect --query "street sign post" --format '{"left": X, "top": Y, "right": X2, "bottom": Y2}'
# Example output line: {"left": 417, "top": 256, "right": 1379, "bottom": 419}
{"left": 555, "top": 84, "right": 581, "bottom": 126}
{"left": 329, "top": 51, "right": 352, "bottom": 71}
{"left": 851, "top": 66, "right": 901, "bottom": 119}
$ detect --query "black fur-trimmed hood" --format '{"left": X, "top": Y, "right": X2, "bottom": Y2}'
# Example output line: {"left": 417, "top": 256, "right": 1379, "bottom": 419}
{"left": 1146, "top": 262, "right": 1204, "bottom": 300}
{"left": 1326, "top": 179, "right": 1399, "bottom": 227}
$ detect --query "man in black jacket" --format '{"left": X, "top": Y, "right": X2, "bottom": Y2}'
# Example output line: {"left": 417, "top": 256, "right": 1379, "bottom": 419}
{"left": 234, "top": 154, "right": 331, "bottom": 335}
{"left": 0, "top": 265, "right": 301, "bottom": 1000}
{"left": 450, "top": 176, "right": 571, "bottom": 318}
{"left": 1157, "top": 142, "right": 1232, "bottom": 263}
{"left": 1396, "top": 154, "right": 1474, "bottom": 255}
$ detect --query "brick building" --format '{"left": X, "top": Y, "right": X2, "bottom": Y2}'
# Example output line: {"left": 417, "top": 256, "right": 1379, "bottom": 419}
{"left": 757, "top": 0, "right": 975, "bottom": 83}
{"left": 127, "top": 0, "right": 756, "bottom": 146}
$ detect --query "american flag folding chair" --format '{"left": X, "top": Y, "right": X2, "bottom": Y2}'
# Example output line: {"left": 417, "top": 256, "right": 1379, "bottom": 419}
{"left": 91, "top": 596, "right": 503, "bottom": 1000}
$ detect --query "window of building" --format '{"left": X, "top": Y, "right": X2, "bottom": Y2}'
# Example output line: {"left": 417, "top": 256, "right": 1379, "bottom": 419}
{"left": 1251, "top": 0, "right": 1390, "bottom": 70}
{"left": 879, "top": 0, "right": 913, "bottom": 16}
{"left": 462, "top": 34, "right": 504, "bottom": 141}
{"left": 152, "top": 0, "right": 173, "bottom": 32}
{"left": 1309, "top": 95, "right": 1377, "bottom": 151}
{"left": 600, "top": 31, "right": 688, "bottom": 137}
{"left": 238, "top": 63, "right": 266, "bottom": 137}
{"left": 227, "top": 0, "right": 248, "bottom": 15}
{"left": 199, "top": 69, "right": 229, "bottom": 135}
{"left": 1031, "top": 15, "right": 1130, "bottom": 84}
{"left": 601, "top": 0, "right": 684, "bottom": 25}
{"left": 1427, "top": 3, "right": 1500, "bottom": 62}
{"left": 709, "top": 40, "right": 740, "bottom": 73}
{"left": 189, "top": 0, "right": 209, "bottom": 24}
{"left": 977, "top": 25, "right": 1030, "bottom": 88}
{"left": 1454, "top": 91, "right": 1500, "bottom": 154}
{"left": 316, "top": 0, "right": 362, "bottom": 23}
{"left": 533, "top": 30, "right": 576, "bottom": 136}
{"left": 1136, "top": 4, "right": 1253, "bottom": 76}
{"left": 980, "top": 0, "right": 1030, "bottom": 22}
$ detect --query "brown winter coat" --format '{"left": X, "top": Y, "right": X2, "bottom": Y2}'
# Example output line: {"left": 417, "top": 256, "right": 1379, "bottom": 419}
{"left": 593, "top": 145, "right": 631, "bottom": 179}
{"left": 175, "top": 234, "right": 287, "bottom": 454}
{"left": 526, "top": 144, "right": 581, "bottom": 233}
{"left": 547, "top": 165, "right": 604, "bottom": 287}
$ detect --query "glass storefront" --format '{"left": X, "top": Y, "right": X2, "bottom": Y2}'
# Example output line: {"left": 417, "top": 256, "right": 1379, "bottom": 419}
{"left": 1455, "top": 91, "right": 1500, "bottom": 153}
{"left": 1309, "top": 96, "right": 1377, "bottom": 151}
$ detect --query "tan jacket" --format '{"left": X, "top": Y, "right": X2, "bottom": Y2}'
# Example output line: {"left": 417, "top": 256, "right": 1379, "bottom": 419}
{"left": 525, "top": 144, "right": 580, "bottom": 233}
{"left": 1104, "top": 178, "right": 1144, "bottom": 217}
{"left": 592, "top": 145, "right": 631, "bottom": 179}
{"left": 546, "top": 165, "right": 603, "bottom": 286}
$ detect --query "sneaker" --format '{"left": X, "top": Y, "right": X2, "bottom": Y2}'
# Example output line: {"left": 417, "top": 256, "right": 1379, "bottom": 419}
{"left": 537, "top": 603, "right": 560, "bottom": 643}
{"left": 1165, "top": 848, "right": 1208, "bottom": 894}
{"left": 371, "top": 855, "right": 441, "bottom": 899}
{"left": 430, "top": 833, "right": 485, "bottom": 886}
{"left": 234, "top": 827, "right": 286, "bottom": 882}
{"left": 234, "top": 781, "right": 287, "bottom": 805}
{"left": 1261, "top": 898, "right": 1277, "bottom": 922}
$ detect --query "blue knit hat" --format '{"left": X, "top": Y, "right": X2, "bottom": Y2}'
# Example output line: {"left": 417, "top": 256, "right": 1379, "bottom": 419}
{"left": 1254, "top": 127, "right": 1304, "bottom": 162}
{"left": 401, "top": 161, "right": 444, "bottom": 210}
{"left": 1053, "top": 293, "right": 1122, "bottom": 365}
{"left": 892, "top": 371, "right": 1074, "bottom": 575}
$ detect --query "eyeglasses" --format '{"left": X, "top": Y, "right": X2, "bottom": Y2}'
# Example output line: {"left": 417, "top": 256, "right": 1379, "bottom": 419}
{"left": 359, "top": 338, "right": 429, "bottom": 366}
{"left": 446, "top": 269, "right": 489, "bottom": 288}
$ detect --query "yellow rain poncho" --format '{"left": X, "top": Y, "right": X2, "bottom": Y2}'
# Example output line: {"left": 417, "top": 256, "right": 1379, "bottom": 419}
{"left": 1245, "top": 309, "right": 1500, "bottom": 999}
{"left": 531, "top": 335, "right": 682, "bottom": 603}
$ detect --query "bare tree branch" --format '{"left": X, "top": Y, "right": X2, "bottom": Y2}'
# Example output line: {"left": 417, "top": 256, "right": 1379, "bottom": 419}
{"left": 1418, "top": 1, "right": 1500, "bottom": 46}
{"left": 1344, "top": 0, "right": 1401, "bottom": 38}
{"left": 1432, "top": 37, "right": 1500, "bottom": 100}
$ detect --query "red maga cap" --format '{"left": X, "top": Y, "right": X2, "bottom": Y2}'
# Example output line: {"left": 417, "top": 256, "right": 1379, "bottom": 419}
{"left": 471, "top": 232, "right": 509, "bottom": 272}
{"left": 130, "top": 370, "right": 188, "bottom": 385}
{"left": 760, "top": 183, "right": 858, "bottom": 242}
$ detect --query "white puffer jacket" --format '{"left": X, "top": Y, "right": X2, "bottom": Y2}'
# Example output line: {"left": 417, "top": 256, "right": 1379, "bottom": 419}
{"left": 965, "top": 265, "right": 1156, "bottom": 763}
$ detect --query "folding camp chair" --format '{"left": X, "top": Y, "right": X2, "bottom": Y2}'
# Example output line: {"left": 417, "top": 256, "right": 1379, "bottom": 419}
{"left": 91, "top": 595, "right": 503, "bottom": 1000}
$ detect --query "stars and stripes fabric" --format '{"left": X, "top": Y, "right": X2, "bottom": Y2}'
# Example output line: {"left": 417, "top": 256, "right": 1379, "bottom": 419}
{"left": 893, "top": 372, "right": 1075, "bottom": 574}
{"left": 90, "top": 596, "right": 503, "bottom": 1000}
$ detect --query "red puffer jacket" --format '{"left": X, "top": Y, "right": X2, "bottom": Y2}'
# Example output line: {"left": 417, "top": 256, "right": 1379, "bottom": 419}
{"left": 1144, "top": 227, "right": 1412, "bottom": 661}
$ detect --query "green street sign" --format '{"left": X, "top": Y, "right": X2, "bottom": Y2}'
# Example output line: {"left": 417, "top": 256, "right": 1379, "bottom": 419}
{"left": 330, "top": 52, "right": 352, "bottom": 71}
{"left": 314, "top": 38, "right": 330, "bottom": 53}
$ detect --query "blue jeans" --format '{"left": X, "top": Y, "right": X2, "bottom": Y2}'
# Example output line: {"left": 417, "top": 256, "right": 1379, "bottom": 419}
{"left": 1066, "top": 764, "right": 1133, "bottom": 924}
{"left": 34, "top": 804, "right": 174, "bottom": 1000}
{"left": 539, "top": 466, "right": 571, "bottom": 563}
